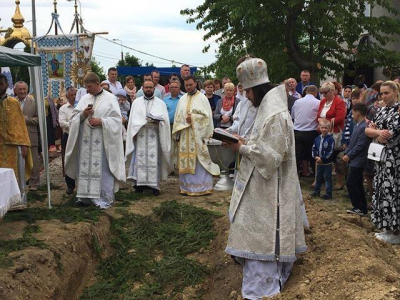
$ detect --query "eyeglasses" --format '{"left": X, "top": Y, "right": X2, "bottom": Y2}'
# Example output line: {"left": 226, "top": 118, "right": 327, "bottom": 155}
{"left": 320, "top": 90, "right": 331, "bottom": 95}
{"left": 144, "top": 86, "right": 154, "bottom": 89}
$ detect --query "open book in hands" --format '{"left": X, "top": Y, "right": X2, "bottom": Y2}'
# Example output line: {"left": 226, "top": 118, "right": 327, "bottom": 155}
{"left": 146, "top": 113, "right": 164, "bottom": 122}
{"left": 212, "top": 128, "right": 239, "bottom": 143}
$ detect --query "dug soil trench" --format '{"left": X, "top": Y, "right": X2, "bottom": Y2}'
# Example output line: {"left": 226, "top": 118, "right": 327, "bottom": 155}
{"left": 0, "top": 216, "right": 111, "bottom": 299}
{"left": 0, "top": 164, "right": 400, "bottom": 299}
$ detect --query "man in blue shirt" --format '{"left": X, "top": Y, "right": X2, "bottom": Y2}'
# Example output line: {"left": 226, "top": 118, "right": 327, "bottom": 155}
{"left": 296, "top": 70, "right": 316, "bottom": 95}
{"left": 136, "top": 74, "right": 162, "bottom": 99}
{"left": 163, "top": 80, "right": 181, "bottom": 130}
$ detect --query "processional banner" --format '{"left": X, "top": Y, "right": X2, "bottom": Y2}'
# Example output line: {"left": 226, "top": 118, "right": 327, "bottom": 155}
{"left": 35, "top": 33, "right": 94, "bottom": 99}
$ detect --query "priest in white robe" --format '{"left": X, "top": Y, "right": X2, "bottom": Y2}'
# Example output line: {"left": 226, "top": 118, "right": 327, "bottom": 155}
{"left": 65, "top": 72, "right": 126, "bottom": 209}
{"left": 224, "top": 57, "right": 307, "bottom": 299}
{"left": 172, "top": 75, "right": 220, "bottom": 196}
{"left": 125, "top": 80, "right": 171, "bottom": 196}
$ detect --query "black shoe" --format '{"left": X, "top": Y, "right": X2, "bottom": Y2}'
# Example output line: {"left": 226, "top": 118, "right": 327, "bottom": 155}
{"left": 346, "top": 208, "right": 367, "bottom": 216}
{"left": 152, "top": 189, "right": 160, "bottom": 196}
{"left": 76, "top": 200, "right": 90, "bottom": 207}
{"left": 310, "top": 192, "right": 319, "bottom": 197}
{"left": 320, "top": 194, "right": 332, "bottom": 200}
{"left": 66, "top": 188, "right": 74, "bottom": 195}
{"left": 134, "top": 186, "right": 144, "bottom": 193}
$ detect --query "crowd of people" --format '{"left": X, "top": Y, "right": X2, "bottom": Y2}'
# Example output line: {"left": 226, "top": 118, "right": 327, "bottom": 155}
{"left": 1, "top": 56, "right": 400, "bottom": 298}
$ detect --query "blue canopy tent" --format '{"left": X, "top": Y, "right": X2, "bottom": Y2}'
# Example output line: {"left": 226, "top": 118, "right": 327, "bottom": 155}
{"left": 116, "top": 66, "right": 197, "bottom": 76}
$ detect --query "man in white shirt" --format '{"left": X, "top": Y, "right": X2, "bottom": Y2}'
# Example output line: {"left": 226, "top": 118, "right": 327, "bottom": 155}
{"left": 102, "top": 67, "right": 122, "bottom": 95}
{"left": 151, "top": 70, "right": 166, "bottom": 99}
{"left": 291, "top": 85, "right": 320, "bottom": 177}
{"left": 58, "top": 86, "right": 77, "bottom": 194}
{"left": 287, "top": 78, "right": 302, "bottom": 99}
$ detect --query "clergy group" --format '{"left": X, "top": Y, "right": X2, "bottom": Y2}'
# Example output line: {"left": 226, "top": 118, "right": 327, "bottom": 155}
{"left": 64, "top": 72, "right": 220, "bottom": 209}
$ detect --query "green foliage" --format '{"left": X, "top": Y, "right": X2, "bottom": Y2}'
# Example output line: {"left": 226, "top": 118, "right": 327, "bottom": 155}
{"left": 80, "top": 200, "right": 221, "bottom": 300}
{"left": 10, "top": 45, "right": 31, "bottom": 86}
{"left": 182, "top": 0, "right": 400, "bottom": 82}
{"left": 3, "top": 205, "right": 102, "bottom": 224}
{"left": 117, "top": 52, "right": 142, "bottom": 67}
{"left": 27, "top": 191, "right": 46, "bottom": 203}
{"left": 116, "top": 53, "right": 143, "bottom": 85}
{"left": 113, "top": 190, "right": 143, "bottom": 207}
{"left": 90, "top": 57, "right": 106, "bottom": 82}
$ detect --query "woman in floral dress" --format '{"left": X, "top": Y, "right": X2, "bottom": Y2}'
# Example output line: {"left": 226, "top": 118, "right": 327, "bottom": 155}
{"left": 366, "top": 81, "right": 400, "bottom": 244}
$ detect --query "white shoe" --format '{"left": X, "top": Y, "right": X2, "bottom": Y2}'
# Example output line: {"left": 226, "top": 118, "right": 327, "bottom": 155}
{"left": 376, "top": 231, "right": 400, "bottom": 244}
{"left": 374, "top": 230, "right": 392, "bottom": 237}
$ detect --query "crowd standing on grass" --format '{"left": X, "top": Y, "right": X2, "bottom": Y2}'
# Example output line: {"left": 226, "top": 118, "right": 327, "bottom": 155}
{"left": 3, "top": 56, "right": 400, "bottom": 298}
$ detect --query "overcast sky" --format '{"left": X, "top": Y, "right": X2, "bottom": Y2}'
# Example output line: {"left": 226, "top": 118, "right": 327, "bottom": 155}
{"left": 1, "top": 0, "right": 218, "bottom": 72}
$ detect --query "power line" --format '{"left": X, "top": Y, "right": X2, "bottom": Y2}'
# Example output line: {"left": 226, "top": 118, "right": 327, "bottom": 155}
{"left": 92, "top": 55, "right": 118, "bottom": 63}
{"left": 93, "top": 51, "right": 119, "bottom": 60}
{"left": 35, "top": 2, "right": 208, "bottom": 67}
{"left": 95, "top": 35, "right": 192, "bottom": 67}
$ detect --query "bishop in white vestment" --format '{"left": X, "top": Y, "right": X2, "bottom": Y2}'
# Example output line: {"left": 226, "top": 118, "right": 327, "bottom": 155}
{"left": 125, "top": 80, "right": 171, "bottom": 195}
{"left": 225, "top": 58, "right": 307, "bottom": 299}
{"left": 65, "top": 73, "right": 126, "bottom": 209}
{"left": 172, "top": 76, "right": 220, "bottom": 196}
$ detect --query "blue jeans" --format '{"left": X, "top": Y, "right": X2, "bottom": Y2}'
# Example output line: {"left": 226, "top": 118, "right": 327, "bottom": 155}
{"left": 314, "top": 164, "right": 332, "bottom": 197}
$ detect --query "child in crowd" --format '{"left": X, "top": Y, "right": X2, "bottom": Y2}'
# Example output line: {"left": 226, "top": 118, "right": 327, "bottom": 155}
{"left": 311, "top": 119, "right": 335, "bottom": 199}
{"left": 342, "top": 103, "right": 370, "bottom": 216}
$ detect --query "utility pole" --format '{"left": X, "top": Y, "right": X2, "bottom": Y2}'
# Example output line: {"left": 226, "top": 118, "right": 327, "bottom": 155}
{"left": 113, "top": 39, "right": 123, "bottom": 61}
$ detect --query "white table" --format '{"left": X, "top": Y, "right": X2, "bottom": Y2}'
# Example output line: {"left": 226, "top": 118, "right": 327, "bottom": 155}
{"left": 0, "top": 168, "right": 22, "bottom": 218}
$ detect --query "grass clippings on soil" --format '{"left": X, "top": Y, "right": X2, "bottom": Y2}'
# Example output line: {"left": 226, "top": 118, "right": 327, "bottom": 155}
{"left": 80, "top": 200, "right": 222, "bottom": 300}
{"left": 0, "top": 194, "right": 104, "bottom": 269}
{"left": 0, "top": 224, "right": 45, "bottom": 269}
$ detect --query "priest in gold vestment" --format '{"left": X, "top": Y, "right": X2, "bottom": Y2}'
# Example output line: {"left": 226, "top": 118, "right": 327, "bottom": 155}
{"left": 172, "top": 75, "right": 219, "bottom": 195}
{"left": 0, "top": 74, "right": 32, "bottom": 183}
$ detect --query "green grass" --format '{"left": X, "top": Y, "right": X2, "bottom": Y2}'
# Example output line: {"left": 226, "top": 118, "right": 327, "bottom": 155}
{"left": 27, "top": 191, "right": 47, "bottom": 203}
{"left": 3, "top": 205, "right": 102, "bottom": 224}
{"left": 80, "top": 200, "right": 221, "bottom": 300}
{"left": 113, "top": 190, "right": 143, "bottom": 207}
{"left": 37, "top": 183, "right": 61, "bottom": 191}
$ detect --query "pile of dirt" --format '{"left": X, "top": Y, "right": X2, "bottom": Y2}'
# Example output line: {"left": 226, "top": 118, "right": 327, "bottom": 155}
{"left": 0, "top": 214, "right": 111, "bottom": 300}
{"left": 1, "top": 176, "right": 400, "bottom": 299}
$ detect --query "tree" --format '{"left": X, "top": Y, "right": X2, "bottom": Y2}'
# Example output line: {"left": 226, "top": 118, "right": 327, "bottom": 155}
{"left": 181, "top": 0, "right": 400, "bottom": 83}
{"left": 10, "top": 45, "right": 31, "bottom": 86}
{"left": 117, "top": 52, "right": 141, "bottom": 67}
{"left": 90, "top": 57, "right": 106, "bottom": 82}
